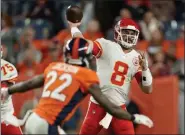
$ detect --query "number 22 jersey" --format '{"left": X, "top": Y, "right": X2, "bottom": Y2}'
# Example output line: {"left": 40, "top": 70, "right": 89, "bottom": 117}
{"left": 34, "top": 62, "right": 99, "bottom": 125}
{"left": 91, "top": 38, "right": 142, "bottom": 106}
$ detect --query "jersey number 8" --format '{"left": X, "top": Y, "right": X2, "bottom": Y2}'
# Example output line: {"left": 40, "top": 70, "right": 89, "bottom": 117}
{"left": 42, "top": 71, "right": 72, "bottom": 102}
{"left": 111, "top": 61, "right": 129, "bottom": 86}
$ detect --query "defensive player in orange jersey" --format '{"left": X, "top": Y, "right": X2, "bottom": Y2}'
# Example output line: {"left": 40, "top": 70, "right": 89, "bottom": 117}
{"left": 1, "top": 38, "right": 153, "bottom": 134}
{"left": 1, "top": 46, "right": 23, "bottom": 135}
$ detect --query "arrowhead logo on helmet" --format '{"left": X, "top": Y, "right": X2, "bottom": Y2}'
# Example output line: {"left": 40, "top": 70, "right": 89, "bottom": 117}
{"left": 114, "top": 18, "right": 140, "bottom": 49}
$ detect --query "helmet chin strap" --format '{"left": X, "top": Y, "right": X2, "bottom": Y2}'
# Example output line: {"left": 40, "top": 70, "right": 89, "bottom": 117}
{"left": 83, "top": 58, "right": 90, "bottom": 68}
{"left": 118, "top": 41, "right": 134, "bottom": 51}
{"left": 117, "top": 34, "right": 133, "bottom": 49}
{"left": 65, "top": 57, "right": 89, "bottom": 68}
{"left": 121, "top": 40, "right": 134, "bottom": 49}
{"left": 121, "top": 45, "right": 133, "bottom": 50}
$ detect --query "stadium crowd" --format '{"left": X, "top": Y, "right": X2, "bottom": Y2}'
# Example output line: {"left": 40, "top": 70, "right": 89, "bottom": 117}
{"left": 1, "top": 0, "right": 184, "bottom": 134}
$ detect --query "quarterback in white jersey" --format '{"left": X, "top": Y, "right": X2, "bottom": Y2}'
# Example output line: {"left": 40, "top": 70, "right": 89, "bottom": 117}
{"left": 91, "top": 38, "right": 144, "bottom": 105}
{"left": 1, "top": 47, "right": 22, "bottom": 134}
{"left": 68, "top": 18, "right": 153, "bottom": 134}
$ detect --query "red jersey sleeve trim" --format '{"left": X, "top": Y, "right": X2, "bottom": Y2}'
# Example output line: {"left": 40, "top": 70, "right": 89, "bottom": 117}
{"left": 134, "top": 71, "right": 142, "bottom": 84}
{"left": 92, "top": 41, "right": 103, "bottom": 58}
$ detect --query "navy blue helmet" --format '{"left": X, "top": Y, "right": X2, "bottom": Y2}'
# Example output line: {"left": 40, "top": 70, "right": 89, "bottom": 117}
{"left": 64, "top": 38, "right": 92, "bottom": 67}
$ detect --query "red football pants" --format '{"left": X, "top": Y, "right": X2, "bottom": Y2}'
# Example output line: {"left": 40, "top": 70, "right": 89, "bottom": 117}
{"left": 1, "top": 123, "right": 22, "bottom": 135}
{"left": 80, "top": 102, "right": 134, "bottom": 135}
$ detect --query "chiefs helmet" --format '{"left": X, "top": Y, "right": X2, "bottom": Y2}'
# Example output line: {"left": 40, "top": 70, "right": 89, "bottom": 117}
{"left": 64, "top": 38, "right": 92, "bottom": 67}
{"left": 114, "top": 18, "right": 139, "bottom": 49}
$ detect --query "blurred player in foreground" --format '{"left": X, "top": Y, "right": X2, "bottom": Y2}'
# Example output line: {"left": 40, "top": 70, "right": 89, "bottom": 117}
{"left": 1, "top": 46, "right": 23, "bottom": 135}
{"left": 1, "top": 38, "right": 153, "bottom": 134}
{"left": 68, "top": 9, "right": 153, "bottom": 134}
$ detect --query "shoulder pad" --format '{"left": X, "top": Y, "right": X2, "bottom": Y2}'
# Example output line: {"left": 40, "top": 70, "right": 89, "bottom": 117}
{"left": 1, "top": 59, "right": 18, "bottom": 81}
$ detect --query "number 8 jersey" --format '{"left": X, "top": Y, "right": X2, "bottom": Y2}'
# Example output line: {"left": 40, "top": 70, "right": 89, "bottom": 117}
{"left": 91, "top": 38, "right": 142, "bottom": 106}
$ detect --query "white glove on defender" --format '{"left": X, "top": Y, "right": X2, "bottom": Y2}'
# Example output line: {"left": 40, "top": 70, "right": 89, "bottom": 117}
{"left": 99, "top": 113, "right": 153, "bottom": 129}
{"left": 133, "top": 114, "right": 153, "bottom": 128}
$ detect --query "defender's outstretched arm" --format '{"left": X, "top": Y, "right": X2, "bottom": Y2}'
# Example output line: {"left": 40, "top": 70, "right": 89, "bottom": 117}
{"left": 8, "top": 74, "right": 44, "bottom": 95}
{"left": 88, "top": 84, "right": 133, "bottom": 120}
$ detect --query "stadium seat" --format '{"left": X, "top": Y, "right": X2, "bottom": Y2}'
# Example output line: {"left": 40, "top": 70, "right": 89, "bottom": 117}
{"left": 162, "top": 20, "right": 183, "bottom": 40}
{"left": 14, "top": 19, "right": 26, "bottom": 28}
{"left": 30, "top": 19, "right": 53, "bottom": 39}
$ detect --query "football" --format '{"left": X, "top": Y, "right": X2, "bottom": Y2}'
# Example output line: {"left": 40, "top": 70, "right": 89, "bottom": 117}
{"left": 66, "top": 5, "right": 83, "bottom": 23}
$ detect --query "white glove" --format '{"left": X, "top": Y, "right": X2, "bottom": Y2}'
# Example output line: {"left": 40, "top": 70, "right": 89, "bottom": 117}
{"left": 1, "top": 87, "right": 10, "bottom": 103}
{"left": 99, "top": 113, "right": 113, "bottom": 129}
{"left": 4, "top": 110, "right": 33, "bottom": 127}
{"left": 4, "top": 114, "right": 20, "bottom": 127}
{"left": 133, "top": 114, "right": 154, "bottom": 128}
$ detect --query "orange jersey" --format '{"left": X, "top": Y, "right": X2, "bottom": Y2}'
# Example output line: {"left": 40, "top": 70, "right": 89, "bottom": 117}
{"left": 34, "top": 62, "right": 99, "bottom": 125}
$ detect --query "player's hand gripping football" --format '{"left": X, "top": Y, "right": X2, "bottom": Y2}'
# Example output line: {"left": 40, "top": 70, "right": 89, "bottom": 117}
{"left": 138, "top": 51, "right": 148, "bottom": 71}
{"left": 133, "top": 114, "right": 154, "bottom": 128}
{"left": 1, "top": 87, "right": 9, "bottom": 103}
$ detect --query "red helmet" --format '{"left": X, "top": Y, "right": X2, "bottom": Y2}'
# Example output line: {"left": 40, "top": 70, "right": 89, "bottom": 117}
{"left": 114, "top": 18, "right": 139, "bottom": 48}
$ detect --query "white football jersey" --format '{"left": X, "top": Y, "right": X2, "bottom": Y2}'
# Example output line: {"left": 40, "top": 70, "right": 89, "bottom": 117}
{"left": 91, "top": 38, "right": 141, "bottom": 106}
{"left": 1, "top": 59, "right": 18, "bottom": 123}
{"left": 1, "top": 59, "right": 18, "bottom": 81}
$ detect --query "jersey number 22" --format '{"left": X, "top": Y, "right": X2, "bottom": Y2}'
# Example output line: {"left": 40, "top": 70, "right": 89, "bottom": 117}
{"left": 42, "top": 71, "right": 72, "bottom": 102}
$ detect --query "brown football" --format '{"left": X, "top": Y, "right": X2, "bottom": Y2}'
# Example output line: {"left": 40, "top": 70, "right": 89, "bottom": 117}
{"left": 66, "top": 5, "right": 83, "bottom": 23}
